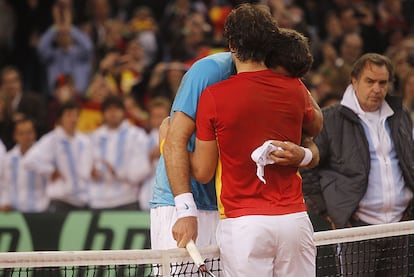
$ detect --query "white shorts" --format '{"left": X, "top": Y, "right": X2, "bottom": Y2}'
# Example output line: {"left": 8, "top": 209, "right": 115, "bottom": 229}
{"left": 217, "top": 212, "right": 316, "bottom": 277}
{"left": 150, "top": 206, "right": 219, "bottom": 250}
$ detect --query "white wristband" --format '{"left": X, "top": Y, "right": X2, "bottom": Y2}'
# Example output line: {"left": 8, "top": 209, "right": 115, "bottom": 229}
{"left": 174, "top": 192, "right": 198, "bottom": 219}
{"left": 299, "top": 147, "right": 313, "bottom": 167}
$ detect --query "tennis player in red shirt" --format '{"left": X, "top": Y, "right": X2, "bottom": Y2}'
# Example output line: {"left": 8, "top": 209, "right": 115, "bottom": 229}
{"left": 189, "top": 9, "right": 318, "bottom": 277}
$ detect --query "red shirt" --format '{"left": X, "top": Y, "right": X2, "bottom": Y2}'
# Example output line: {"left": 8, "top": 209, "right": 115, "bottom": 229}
{"left": 196, "top": 69, "right": 314, "bottom": 218}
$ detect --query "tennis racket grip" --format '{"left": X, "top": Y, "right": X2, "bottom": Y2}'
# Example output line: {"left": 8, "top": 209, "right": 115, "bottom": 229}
{"left": 186, "top": 239, "right": 204, "bottom": 266}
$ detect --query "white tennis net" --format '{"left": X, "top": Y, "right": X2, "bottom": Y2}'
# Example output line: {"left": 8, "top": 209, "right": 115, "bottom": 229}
{"left": 1, "top": 220, "right": 414, "bottom": 276}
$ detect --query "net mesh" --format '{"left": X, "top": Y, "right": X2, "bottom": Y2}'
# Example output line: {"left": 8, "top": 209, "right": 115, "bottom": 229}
{"left": 1, "top": 221, "right": 414, "bottom": 276}
{"left": 314, "top": 220, "right": 414, "bottom": 276}
{"left": 0, "top": 246, "right": 221, "bottom": 277}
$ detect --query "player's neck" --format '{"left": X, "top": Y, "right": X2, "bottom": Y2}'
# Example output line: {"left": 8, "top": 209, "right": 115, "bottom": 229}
{"left": 272, "top": 66, "right": 291, "bottom": 77}
{"left": 234, "top": 59, "right": 267, "bottom": 73}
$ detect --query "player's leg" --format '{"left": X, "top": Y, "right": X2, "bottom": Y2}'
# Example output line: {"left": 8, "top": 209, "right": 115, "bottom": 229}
{"left": 197, "top": 210, "right": 220, "bottom": 246}
{"left": 217, "top": 215, "right": 275, "bottom": 277}
{"left": 151, "top": 207, "right": 219, "bottom": 249}
{"left": 273, "top": 211, "right": 316, "bottom": 276}
{"left": 150, "top": 206, "right": 180, "bottom": 276}
{"left": 150, "top": 206, "right": 178, "bottom": 249}
{"left": 151, "top": 207, "right": 219, "bottom": 276}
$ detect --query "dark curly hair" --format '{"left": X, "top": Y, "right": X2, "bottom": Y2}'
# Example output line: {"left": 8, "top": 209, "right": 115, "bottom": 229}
{"left": 265, "top": 28, "right": 313, "bottom": 78}
{"left": 223, "top": 4, "right": 279, "bottom": 63}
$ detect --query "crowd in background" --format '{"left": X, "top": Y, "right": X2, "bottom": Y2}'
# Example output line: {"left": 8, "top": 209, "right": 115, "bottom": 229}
{"left": 0, "top": 0, "right": 414, "bottom": 212}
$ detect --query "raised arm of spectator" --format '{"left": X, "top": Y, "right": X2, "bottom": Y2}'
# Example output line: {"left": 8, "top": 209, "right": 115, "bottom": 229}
{"left": 70, "top": 26, "right": 93, "bottom": 61}
{"left": 37, "top": 27, "right": 58, "bottom": 64}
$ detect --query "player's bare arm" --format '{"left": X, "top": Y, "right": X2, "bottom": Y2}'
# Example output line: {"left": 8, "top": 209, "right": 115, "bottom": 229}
{"left": 164, "top": 111, "right": 194, "bottom": 195}
{"left": 303, "top": 94, "right": 323, "bottom": 137}
{"left": 189, "top": 139, "right": 219, "bottom": 184}
{"left": 163, "top": 111, "right": 198, "bottom": 248}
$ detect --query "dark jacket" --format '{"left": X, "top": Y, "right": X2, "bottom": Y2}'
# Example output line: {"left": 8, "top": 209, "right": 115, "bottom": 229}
{"left": 302, "top": 95, "right": 414, "bottom": 228}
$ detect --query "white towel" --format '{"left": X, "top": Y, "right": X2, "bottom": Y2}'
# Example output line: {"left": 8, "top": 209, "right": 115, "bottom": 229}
{"left": 251, "top": 140, "right": 282, "bottom": 184}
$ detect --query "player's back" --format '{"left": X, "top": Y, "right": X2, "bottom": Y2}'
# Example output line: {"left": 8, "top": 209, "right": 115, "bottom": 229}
{"left": 198, "top": 69, "right": 308, "bottom": 218}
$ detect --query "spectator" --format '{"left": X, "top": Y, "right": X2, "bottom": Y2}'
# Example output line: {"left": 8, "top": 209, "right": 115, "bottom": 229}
{"left": 99, "top": 19, "right": 129, "bottom": 56}
{"left": 340, "top": 32, "right": 363, "bottom": 68}
{"left": 81, "top": 0, "right": 114, "bottom": 69}
{"left": 0, "top": 0, "right": 15, "bottom": 69}
{"left": 317, "top": 33, "right": 363, "bottom": 97}
{"left": 129, "top": 6, "right": 162, "bottom": 68}
{"left": 38, "top": 0, "right": 93, "bottom": 95}
{"left": 389, "top": 47, "right": 412, "bottom": 92}
{"left": 0, "top": 118, "right": 49, "bottom": 212}
{"left": 77, "top": 74, "right": 114, "bottom": 133}
{"left": 23, "top": 101, "right": 93, "bottom": 211}
{"left": 99, "top": 39, "right": 148, "bottom": 96}
{"left": 333, "top": 32, "right": 363, "bottom": 94}
{"left": 307, "top": 71, "right": 334, "bottom": 105}
{"left": 322, "top": 11, "right": 343, "bottom": 50}
{"left": 273, "top": 3, "right": 321, "bottom": 65}
{"left": 399, "top": 68, "right": 414, "bottom": 124}
{"left": 316, "top": 42, "right": 346, "bottom": 97}
{"left": 46, "top": 74, "right": 82, "bottom": 131}
{"left": 0, "top": 66, "right": 47, "bottom": 142}
{"left": 302, "top": 53, "right": 414, "bottom": 276}
{"left": 123, "top": 94, "right": 148, "bottom": 129}
{"left": 208, "top": 3, "right": 232, "bottom": 47}
{"left": 389, "top": 36, "right": 414, "bottom": 90}
{"left": 169, "top": 11, "right": 214, "bottom": 64}
{"left": 147, "top": 61, "right": 188, "bottom": 102}
{"left": 376, "top": 0, "right": 409, "bottom": 36}
{"left": 160, "top": 0, "right": 207, "bottom": 47}
{"left": 89, "top": 96, "right": 151, "bottom": 210}
{"left": 139, "top": 96, "right": 171, "bottom": 211}
{"left": 8, "top": 0, "right": 54, "bottom": 93}
{"left": 337, "top": 4, "right": 385, "bottom": 54}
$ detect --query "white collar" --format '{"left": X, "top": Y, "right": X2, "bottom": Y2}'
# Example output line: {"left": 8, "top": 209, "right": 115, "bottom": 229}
{"left": 103, "top": 119, "right": 130, "bottom": 133}
{"left": 55, "top": 126, "right": 77, "bottom": 140}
